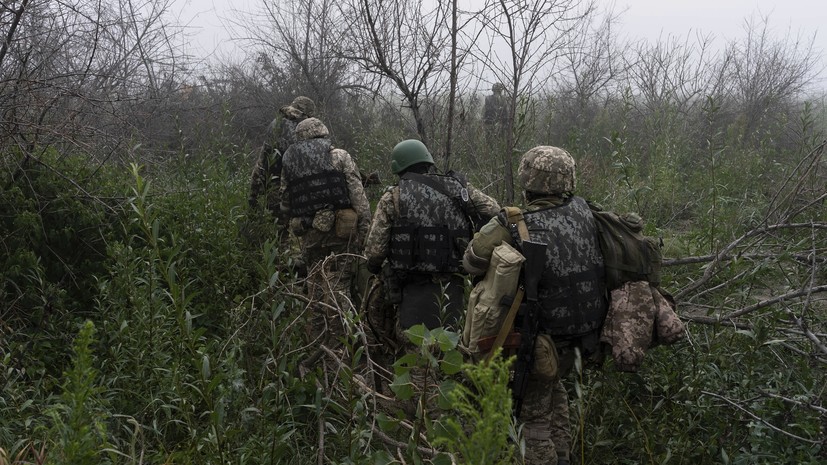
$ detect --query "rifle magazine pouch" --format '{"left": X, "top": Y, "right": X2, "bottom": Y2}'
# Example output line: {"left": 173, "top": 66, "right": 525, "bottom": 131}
{"left": 463, "top": 242, "right": 525, "bottom": 351}
{"left": 532, "top": 334, "right": 559, "bottom": 381}
{"left": 289, "top": 217, "right": 307, "bottom": 236}
{"left": 312, "top": 208, "right": 335, "bottom": 232}
{"left": 334, "top": 208, "right": 358, "bottom": 238}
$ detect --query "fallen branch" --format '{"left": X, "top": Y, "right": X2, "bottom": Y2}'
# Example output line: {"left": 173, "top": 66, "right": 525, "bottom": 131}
{"left": 700, "top": 390, "right": 822, "bottom": 445}
{"left": 721, "top": 285, "right": 827, "bottom": 320}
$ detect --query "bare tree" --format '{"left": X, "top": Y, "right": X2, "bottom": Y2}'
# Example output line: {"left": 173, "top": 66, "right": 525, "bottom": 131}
{"left": 475, "top": 0, "right": 596, "bottom": 202}
{"left": 338, "top": 0, "right": 453, "bottom": 149}
{"left": 550, "top": 6, "right": 625, "bottom": 136}
{"left": 234, "top": 0, "right": 356, "bottom": 106}
{"left": 0, "top": 0, "right": 189, "bottom": 170}
{"left": 724, "top": 14, "right": 821, "bottom": 142}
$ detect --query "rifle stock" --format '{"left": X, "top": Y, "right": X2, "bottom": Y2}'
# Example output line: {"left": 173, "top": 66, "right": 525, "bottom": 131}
{"left": 511, "top": 240, "right": 547, "bottom": 417}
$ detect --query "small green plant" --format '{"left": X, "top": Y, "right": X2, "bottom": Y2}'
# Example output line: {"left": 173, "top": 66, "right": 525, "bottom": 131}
{"left": 45, "top": 321, "right": 111, "bottom": 465}
{"left": 430, "top": 351, "right": 517, "bottom": 465}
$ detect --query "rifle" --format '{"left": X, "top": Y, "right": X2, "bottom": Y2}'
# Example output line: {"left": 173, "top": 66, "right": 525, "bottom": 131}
{"left": 511, "top": 239, "right": 547, "bottom": 418}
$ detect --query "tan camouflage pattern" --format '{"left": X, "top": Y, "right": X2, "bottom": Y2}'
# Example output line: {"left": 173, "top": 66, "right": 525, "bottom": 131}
{"left": 462, "top": 241, "right": 524, "bottom": 352}
{"left": 303, "top": 243, "right": 358, "bottom": 347}
{"left": 518, "top": 146, "right": 576, "bottom": 194}
{"left": 653, "top": 287, "right": 684, "bottom": 344}
{"left": 599, "top": 282, "right": 683, "bottom": 371}
{"left": 278, "top": 134, "right": 371, "bottom": 345}
{"left": 600, "top": 280, "right": 655, "bottom": 372}
{"left": 521, "top": 376, "right": 570, "bottom": 465}
{"left": 365, "top": 182, "right": 500, "bottom": 271}
{"left": 290, "top": 95, "right": 315, "bottom": 116}
{"left": 295, "top": 117, "right": 329, "bottom": 141}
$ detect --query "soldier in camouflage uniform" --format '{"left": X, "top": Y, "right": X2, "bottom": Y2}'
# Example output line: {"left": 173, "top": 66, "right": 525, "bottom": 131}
{"left": 280, "top": 117, "right": 371, "bottom": 345}
{"left": 463, "top": 146, "right": 608, "bottom": 465}
{"left": 249, "top": 96, "right": 315, "bottom": 217}
{"left": 364, "top": 139, "right": 499, "bottom": 369}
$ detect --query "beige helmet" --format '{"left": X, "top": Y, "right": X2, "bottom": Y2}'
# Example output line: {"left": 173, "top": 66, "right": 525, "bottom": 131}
{"left": 518, "top": 146, "right": 576, "bottom": 194}
{"left": 492, "top": 82, "right": 505, "bottom": 93}
{"left": 295, "top": 117, "right": 329, "bottom": 141}
{"left": 280, "top": 95, "right": 316, "bottom": 120}
{"left": 290, "top": 96, "right": 315, "bottom": 116}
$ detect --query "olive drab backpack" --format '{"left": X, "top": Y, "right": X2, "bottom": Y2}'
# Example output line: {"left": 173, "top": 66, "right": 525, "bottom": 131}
{"left": 586, "top": 201, "right": 663, "bottom": 289}
{"left": 588, "top": 201, "right": 685, "bottom": 372}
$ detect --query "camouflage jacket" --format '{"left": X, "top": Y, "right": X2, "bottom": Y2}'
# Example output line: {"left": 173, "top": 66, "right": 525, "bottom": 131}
{"left": 365, "top": 177, "right": 500, "bottom": 272}
{"left": 248, "top": 117, "right": 301, "bottom": 211}
{"left": 279, "top": 139, "right": 371, "bottom": 244}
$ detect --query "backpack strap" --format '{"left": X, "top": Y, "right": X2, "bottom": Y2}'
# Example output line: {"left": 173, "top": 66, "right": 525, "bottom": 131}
{"left": 486, "top": 206, "right": 531, "bottom": 362}
{"left": 503, "top": 206, "right": 530, "bottom": 241}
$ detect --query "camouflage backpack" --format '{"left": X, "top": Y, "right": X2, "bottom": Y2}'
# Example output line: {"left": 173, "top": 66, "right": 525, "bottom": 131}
{"left": 587, "top": 201, "right": 663, "bottom": 290}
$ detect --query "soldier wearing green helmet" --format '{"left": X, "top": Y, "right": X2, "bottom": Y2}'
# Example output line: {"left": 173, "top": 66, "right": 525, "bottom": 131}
{"left": 363, "top": 139, "right": 499, "bottom": 386}
{"left": 463, "top": 146, "right": 607, "bottom": 465}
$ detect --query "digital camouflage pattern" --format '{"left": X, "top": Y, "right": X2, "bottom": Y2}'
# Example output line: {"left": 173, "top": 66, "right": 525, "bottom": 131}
{"left": 521, "top": 377, "right": 571, "bottom": 465}
{"left": 278, "top": 128, "right": 372, "bottom": 345}
{"left": 515, "top": 196, "right": 607, "bottom": 339}
{"left": 388, "top": 173, "right": 473, "bottom": 273}
{"left": 365, "top": 180, "right": 499, "bottom": 272}
{"left": 281, "top": 138, "right": 352, "bottom": 218}
{"left": 518, "top": 145, "right": 576, "bottom": 194}
{"left": 294, "top": 117, "right": 329, "bottom": 141}
{"left": 249, "top": 113, "right": 302, "bottom": 212}
{"left": 653, "top": 289, "right": 684, "bottom": 344}
{"left": 281, "top": 140, "right": 371, "bottom": 243}
{"left": 287, "top": 95, "right": 315, "bottom": 117}
{"left": 364, "top": 174, "right": 499, "bottom": 354}
{"left": 601, "top": 281, "right": 684, "bottom": 372}
{"left": 464, "top": 191, "right": 598, "bottom": 465}
{"left": 600, "top": 281, "right": 654, "bottom": 372}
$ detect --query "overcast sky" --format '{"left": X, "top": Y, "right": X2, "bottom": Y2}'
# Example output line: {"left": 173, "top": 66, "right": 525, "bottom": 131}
{"left": 173, "top": 0, "right": 826, "bottom": 71}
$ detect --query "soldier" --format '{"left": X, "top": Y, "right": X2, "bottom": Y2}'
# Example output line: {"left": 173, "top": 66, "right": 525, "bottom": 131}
{"left": 280, "top": 117, "right": 371, "bottom": 345}
{"left": 483, "top": 83, "right": 508, "bottom": 131}
{"left": 249, "top": 96, "right": 315, "bottom": 217}
{"left": 364, "top": 139, "right": 500, "bottom": 357}
{"left": 463, "top": 146, "right": 608, "bottom": 465}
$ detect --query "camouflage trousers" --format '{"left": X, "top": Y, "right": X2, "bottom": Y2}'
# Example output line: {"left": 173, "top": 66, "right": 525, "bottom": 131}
{"left": 301, "top": 231, "right": 358, "bottom": 348}
{"left": 521, "top": 377, "right": 570, "bottom": 465}
{"left": 521, "top": 343, "right": 578, "bottom": 465}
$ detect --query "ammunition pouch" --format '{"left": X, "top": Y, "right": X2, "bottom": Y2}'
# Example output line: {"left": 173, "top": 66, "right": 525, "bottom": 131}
{"left": 335, "top": 208, "right": 358, "bottom": 239}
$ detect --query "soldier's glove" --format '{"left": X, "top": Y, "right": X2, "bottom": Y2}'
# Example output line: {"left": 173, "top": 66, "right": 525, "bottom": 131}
{"left": 248, "top": 197, "right": 258, "bottom": 209}
{"left": 367, "top": 261, "right": 382, "bottom": 275}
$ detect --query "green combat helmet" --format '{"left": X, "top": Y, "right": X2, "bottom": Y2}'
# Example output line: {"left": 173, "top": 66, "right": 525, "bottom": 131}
{"left": 518, "top": 145, "right": 576, "bottom": 194}
{"left": 391, "top": 139, "right": 434, "bottom": 175}
{"left": 295, "top": 117, "right": 329, "bottom": 141}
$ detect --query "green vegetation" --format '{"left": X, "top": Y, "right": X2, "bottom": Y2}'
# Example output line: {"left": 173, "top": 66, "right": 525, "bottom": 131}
{"left": 1, "top": 1, "right": 825, "bottom": 462}
{"left": 2, "top": 114, "right": 824, "bottom": 462}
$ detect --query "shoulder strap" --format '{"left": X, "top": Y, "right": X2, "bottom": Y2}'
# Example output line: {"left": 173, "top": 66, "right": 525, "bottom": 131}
{"left": 402, "top": 172, "right": 448, "bottom": 195}
{"left": 486, "top": 207, "right": 530, "bottom": 362}
{"left": 503, "top": 206, "right": 530, "bottom": 241}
